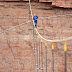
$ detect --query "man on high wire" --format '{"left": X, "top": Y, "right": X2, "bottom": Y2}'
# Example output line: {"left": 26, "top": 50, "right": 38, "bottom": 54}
{"left": 33, "top": 14, "right": 38, "bottom": 28}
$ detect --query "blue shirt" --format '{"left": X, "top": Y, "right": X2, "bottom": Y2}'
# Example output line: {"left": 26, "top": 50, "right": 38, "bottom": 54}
{"left": 33, "top": 16, "right": 38, "bottom": 21}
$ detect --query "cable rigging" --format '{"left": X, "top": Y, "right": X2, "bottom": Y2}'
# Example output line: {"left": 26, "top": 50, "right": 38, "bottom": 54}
{"left": 28, "top": 0, "right": 69, "bottom": 72}
{"left": 36, "top": 32, "right": 39, "bottom": 72}
{"left": 52, "top": 43, "right": 54, "bottom": 72}
{"left": 41, "top": 39, "right": 43, "bottom": 72}
{"left": 45, "top": 42, "right": 47, "bottom": 72}
{"left": 0, "top": 0, "right": 70, "bottom": 72}
{"left": 0, "top": 13, "right": 71, "bottom": 35}
{"left": 64, "top": 42, "right": 67, "bottom": 72}
{"left": 37, "top": 35, "right": 41, "bottom": 70}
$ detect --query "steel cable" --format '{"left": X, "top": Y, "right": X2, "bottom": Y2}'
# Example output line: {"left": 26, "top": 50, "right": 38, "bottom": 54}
{"left": 65, "top": 52, "right": 67, "bottom": 72}
{"left": 41, "top": 40, "right": 43, "bottom": 72}
{"left": 52, "top": 49, "right": 54, "bottom": 72}
{"left": 45, "top": 43, "right": 47, "bottom": 72}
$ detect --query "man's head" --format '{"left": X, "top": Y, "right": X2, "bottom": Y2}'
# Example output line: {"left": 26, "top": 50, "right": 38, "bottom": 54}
{"left": 34, "top": 13, "right": 36, "bottom": 16}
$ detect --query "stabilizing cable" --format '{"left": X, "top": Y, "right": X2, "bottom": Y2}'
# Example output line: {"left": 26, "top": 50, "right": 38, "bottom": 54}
{"left": 64, "top": 42, "right": 67, "bottom": 72}
{"left": 45, "top": 42, "right": 47, "bottom": 72}
{"left": 41, "top": 39, "right": 43, "bottom": 72}
{"left": 52, "top": 43, "right": 54, "bottom": 72}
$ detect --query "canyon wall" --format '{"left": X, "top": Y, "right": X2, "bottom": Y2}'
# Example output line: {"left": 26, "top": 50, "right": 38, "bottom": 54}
{"left": 0, "top": 0, "right": 72, "bottom": 7}
{"left": 0, "top": 1, "right": 72, "bottom": 72}
{"left": 39, "top": 0, "right": 72, "bottom": 8}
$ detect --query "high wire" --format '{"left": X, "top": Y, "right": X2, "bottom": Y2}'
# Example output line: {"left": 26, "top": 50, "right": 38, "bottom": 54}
{"left": 28, "top": 1, "right": 39, "bottom": 72}
{"left": 0, "top": 0, "right": 71, "bottom": 43}
{"left": 39, "top": 13, "right": 72, "bottom": 20}
{"left": 0, "top": 21, "right": 32, "bottom": 34}
{"left": 28, "top": 0, "right": 37, "bottom": 68}
{"left": 35, "top": 28, "right": 72, "bottom": 42}
{"left": 0, "top": 13, "right": 71, "bottom": 20}
{"left": 28, "top": 0, "right": 72, "bottom": 42}
{"left": 0, "top": 13, "right": 72, "bottom": 34}
{"left": 28, "top": 1, "right": 36, "bottom": 67}
{"left": 0, "top": 1, "right": 69, "bottom": 72}
{"left": 28, "top": 1, "right": 68, "bottom": 72}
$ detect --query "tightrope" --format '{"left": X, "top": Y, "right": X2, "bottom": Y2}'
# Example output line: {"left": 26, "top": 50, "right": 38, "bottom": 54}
{"left": 28, "top": 0, "right": 72, "bottom": 42}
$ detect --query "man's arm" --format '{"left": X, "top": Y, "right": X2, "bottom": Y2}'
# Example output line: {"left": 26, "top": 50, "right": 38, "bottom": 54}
{"left": 37, "top": 16, "right": 38, "bottom": 19}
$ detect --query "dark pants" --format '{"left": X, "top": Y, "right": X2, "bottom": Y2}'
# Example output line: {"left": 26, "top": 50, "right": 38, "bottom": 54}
{"left": 34, "top": 21, "right": 37, "bottom": 28}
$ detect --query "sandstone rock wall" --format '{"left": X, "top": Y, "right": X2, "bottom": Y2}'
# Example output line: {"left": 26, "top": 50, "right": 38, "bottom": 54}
{"left": 0, "top": 2, "right": 72, "bottom": 72}
{"left": 0, "top": 0, "right": 72, "bottom": 7}
{"left": 39, "top": 0, "right": 72, "bottom": 8}
{"left": 0, "top": 0, "right": 38, "bottom": 1}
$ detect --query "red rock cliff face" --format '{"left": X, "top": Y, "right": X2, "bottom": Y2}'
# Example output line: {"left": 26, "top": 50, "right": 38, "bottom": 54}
{"left": 0, "top": 1, "right": 72, "bottom": 72}
{"left": 0, "top": 0, "right": 72, "bottom": 7}
{"left": 39, "top": 0, "right": 72, "bottom": 8}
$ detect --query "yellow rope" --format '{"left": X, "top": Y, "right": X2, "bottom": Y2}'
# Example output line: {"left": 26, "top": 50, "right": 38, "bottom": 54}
{"left": 64, "top": 42, "right": 67, "bottom": 52}
{"left": 45, "top": 42, "right": 47, "bottom": 46}
{"left": 52, "top": 42, "right": 54, "bottom": 50}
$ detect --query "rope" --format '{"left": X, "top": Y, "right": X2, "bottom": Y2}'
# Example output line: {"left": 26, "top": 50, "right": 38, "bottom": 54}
{"left": 0, "top": 21, "right": 32, "bottom": 34}
{"left": 36, "top": 33, "right": 38, "bottom": 72}
{"left": 28, "top": 1, "right": 37, "bottom": 69}
{"left": 64, "top": 42, "right": 67, "bottom": 72}
{"left": 39, "top": 38, "right": 41, "bottom": 68}
{"left": 45, "top": 42, "right": 47, "bottom": 72}
{"left": 33, "top": 24, "right": 36, "bottom": 66}
{"left": 52, "top": 43, "right": 54, "bottom": 72}
{"left": 28, "top": 0, "right": 72, "bottom": 42}
{"left": 0, "top": 13, "right": 72, "bottom": 34}
{"left": 32, "top": 17, "right": 37, "bottom": 67}
{"left": 34, "top": 31, "right": 37, "bottom": 66}
{"left": 28, "top": 1, "right": 69, "bottom": 72}
{"left": 39, "top": 13, "right": 72, "bottom": 20}
{"left": 41, "top": 39, "right": 43, "bottom": 72}
{"left": 65, "top": 52, "right": 67, "bottom": 72}
{"left": 52, "top": 49, "right": 54, "bottom": 72}
{"left": 35, "top": 28, "right": 72, "bottom": 42}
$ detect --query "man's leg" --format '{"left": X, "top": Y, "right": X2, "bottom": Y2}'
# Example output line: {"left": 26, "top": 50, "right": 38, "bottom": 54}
{"left": 35, "top": 23, "right": 37, "bottom": 28}
{"left": 34, "top": 21, "right": 37, "bottom": 28}
{"left": 35, "top": 21, "right": 37, "bottom": 28}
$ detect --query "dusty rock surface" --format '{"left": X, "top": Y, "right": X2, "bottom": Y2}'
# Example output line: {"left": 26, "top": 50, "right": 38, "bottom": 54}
{"left": 39, "top": 0, "right": 72, "bottom": 8}
{"left": 0, "top": 0, "right": 72, "bottom": 7}
{"left": 0, "top": 1, "right": 72, "bottom": 72}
